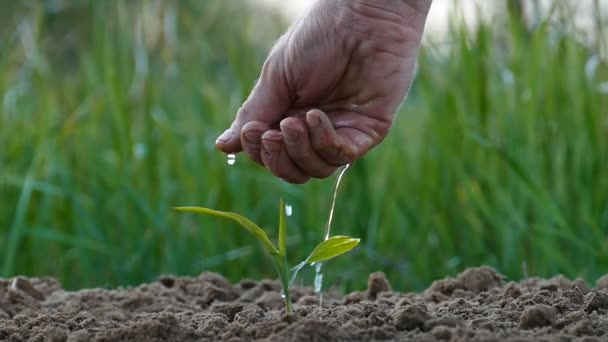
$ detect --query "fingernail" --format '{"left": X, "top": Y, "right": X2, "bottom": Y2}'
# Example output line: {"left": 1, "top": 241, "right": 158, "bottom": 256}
{"left": 281, "top": 126, "right": 300, "bottom": 142}
{"left": 244, "top": 131, "right": 262, "bottom": 145}
{"left": 307, "top": 112, "right": 321, "bottom": 129}
{"left": 262, "top": 139, "right": 281, "bottom": 154}
{"left": 216, "top": 129, "right": 234, "bottom": 143}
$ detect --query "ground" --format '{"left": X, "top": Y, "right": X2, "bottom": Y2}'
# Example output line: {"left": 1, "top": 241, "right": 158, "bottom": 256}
{"left": 2, "top": 267, "right": 608, "bottom": 341}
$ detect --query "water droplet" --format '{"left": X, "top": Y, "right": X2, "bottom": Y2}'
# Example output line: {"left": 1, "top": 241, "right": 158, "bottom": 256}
{"left": 227, "top": 153, "right": 236, "bottom": 165}
{"left": 285, "top": 204, "right": 293, "bottom": 217}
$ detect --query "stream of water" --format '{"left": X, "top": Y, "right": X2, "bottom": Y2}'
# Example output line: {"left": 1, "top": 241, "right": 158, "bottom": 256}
{"left": 314, "top": 164, "right": 350, "bottom": 304}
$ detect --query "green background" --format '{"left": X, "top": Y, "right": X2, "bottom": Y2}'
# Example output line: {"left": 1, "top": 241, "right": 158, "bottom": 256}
{"left": 1, "top": 0, "right": 607, "bottom": 292}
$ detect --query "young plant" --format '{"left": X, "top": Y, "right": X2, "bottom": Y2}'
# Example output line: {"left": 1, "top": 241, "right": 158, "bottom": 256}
{"left": 174, "top": 200, "right": 359, "bottom": 313}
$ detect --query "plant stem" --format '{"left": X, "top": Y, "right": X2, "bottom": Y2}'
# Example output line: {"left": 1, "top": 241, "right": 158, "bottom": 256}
{"left": 273, "top": 255, "right": 293, "bottom": 313}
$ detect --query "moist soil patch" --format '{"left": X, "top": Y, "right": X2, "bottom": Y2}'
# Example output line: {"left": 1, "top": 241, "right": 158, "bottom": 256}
{"left": 2, "top": 266, "right": 608, "bottom": 341}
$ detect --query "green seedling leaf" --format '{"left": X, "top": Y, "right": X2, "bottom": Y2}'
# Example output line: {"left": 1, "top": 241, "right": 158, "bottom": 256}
{"left": 278, "top": 199, "right": 286, "bottom": 257}
{"left": 173, "top": 206, "right": 279, "bottom": 255}
{"left": 306, "top": 235, "right": 360, "bottom": 264}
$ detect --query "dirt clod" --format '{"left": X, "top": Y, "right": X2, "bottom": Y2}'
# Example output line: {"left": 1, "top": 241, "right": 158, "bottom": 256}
{"left": 3, "top": 267, "right": 608, "bottom": 341}
{"left": 367, "top": 272, "right": 391, "bottom": 299}
{"left": 595, "top": 275, "right": 608, "bottom": 290}
{"left": 569, "top": 286, "right": 586, "bottom": 303}
{"left": 158, "top": 276, "right": 175, "bottom": 288}
{"left": 11, "top": 277, "right": 45, "bottom": 300}
{"left": 210, "top": 303, "right": 243, "bottom": 321}
{"left": 502, "top": 282, "right": 524, "bottom": 299}
{"left": 424, "top": 316, "right": 465, "bottom": 331}
{"left": 297, "top": 295, "right": 320, "bottom": 306}
{"left": 393, "top": 304, "right": 431, "bottom": 331}
{"left": 584, "top": 291, "right": 608, "bottom": 313}
{"left": 431, "top": 326, "right": 453, "bottom": 341}
{"left": 459, "top": 266, "right": 504, "bottom": 293}
{"left": 520, "top": 304, "right": 557, "bottom": 328}
{"left": 426, "top": 266, "right": 503, "bottom": 297}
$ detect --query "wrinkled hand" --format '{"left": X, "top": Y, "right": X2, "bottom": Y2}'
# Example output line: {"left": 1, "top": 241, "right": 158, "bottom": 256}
{"left": 216, "top": 0, "right": 431, "bottom": 183}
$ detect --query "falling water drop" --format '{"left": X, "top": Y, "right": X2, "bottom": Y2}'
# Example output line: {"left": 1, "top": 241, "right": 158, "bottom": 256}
{"left": 285, "top": 204, "right": 293, "bottom": 217}
{"left": 227, "top": 153, "right": 236, "bottom": 165}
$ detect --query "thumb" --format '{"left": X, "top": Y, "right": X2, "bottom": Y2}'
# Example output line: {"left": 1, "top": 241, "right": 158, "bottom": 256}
{"left": 215, "top": 58, "right": 290, "bottom": 153}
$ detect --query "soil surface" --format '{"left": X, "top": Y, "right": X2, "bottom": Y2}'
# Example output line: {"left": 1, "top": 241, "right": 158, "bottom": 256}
{"left": 2, "top": 266, "right": 608, "bottom": 341}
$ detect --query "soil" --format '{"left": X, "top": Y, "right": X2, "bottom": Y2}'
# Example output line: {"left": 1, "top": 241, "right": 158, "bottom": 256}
{"left": 2, "top": 267, "right": 608, "bottom": 341}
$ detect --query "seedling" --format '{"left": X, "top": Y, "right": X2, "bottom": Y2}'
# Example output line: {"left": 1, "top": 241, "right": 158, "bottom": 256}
{"left": 174, "top": 200, "right": 359, "bottom": 313}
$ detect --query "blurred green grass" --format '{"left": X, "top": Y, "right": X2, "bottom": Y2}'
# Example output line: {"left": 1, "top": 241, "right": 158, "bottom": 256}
{"left": 1, "top": 0, "right": 607, "bottom": 291}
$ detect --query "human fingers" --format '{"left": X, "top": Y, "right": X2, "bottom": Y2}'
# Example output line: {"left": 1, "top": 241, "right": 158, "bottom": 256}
{"left": 280, "top": 117, "right": 338, "bottom": 179}
{"left": 305, "top": 109, "right": 359, "bottom": 166}
{"left": 240, "top": 121, "right": 270, "bottom": 166}
{"left": 215, "top": 56, "right": 290, "bottom": 154}
{"left": 260, "top": 130, "right": 311, "bottom": 184}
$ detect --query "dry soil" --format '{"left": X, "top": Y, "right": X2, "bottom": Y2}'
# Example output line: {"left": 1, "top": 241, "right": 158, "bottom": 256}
{"left": 2, "top": 266, "right": 608, "bottom": 341}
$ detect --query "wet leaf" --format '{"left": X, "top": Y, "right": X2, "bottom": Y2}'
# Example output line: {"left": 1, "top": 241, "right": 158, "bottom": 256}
{"left": 306, "top": 235, "right": 360, "bottom": 264}
{"left": 173, "top": 207, "right": 279, "bottom": 255}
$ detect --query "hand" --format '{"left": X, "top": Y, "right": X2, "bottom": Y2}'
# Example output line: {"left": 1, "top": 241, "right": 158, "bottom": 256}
{"left": 216, "top": 0, "right": 431, "bottom": 183}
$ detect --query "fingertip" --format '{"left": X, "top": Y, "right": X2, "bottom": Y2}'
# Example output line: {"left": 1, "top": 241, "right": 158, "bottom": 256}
{"left": 241, "top": 121, "right": 269, "bottom": 166}
{"left": 259, "top": 130, "right": 310, "bottom": 184}
{"left": 261, "top": 128, "right": 282, "bottom": 141}
{"left": 306, "top": 109, "right": 340, "bottom": 149}
{"left": 306, "top": 109, "right": 325, "bottom": 129}
{"left": 280, "top": 117, "right": 305, "bottom": 142}
{"left": 215, "top": 129, "right": 242, "bottom": 153}
{"left": 216, "top": 128, "right": 234, "bottom": 143}
{"left": 280, "top": 116, "right": 304, "bottom": 130}
{"left": 261, "top": 130, "right": 283, "bottom": 154}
